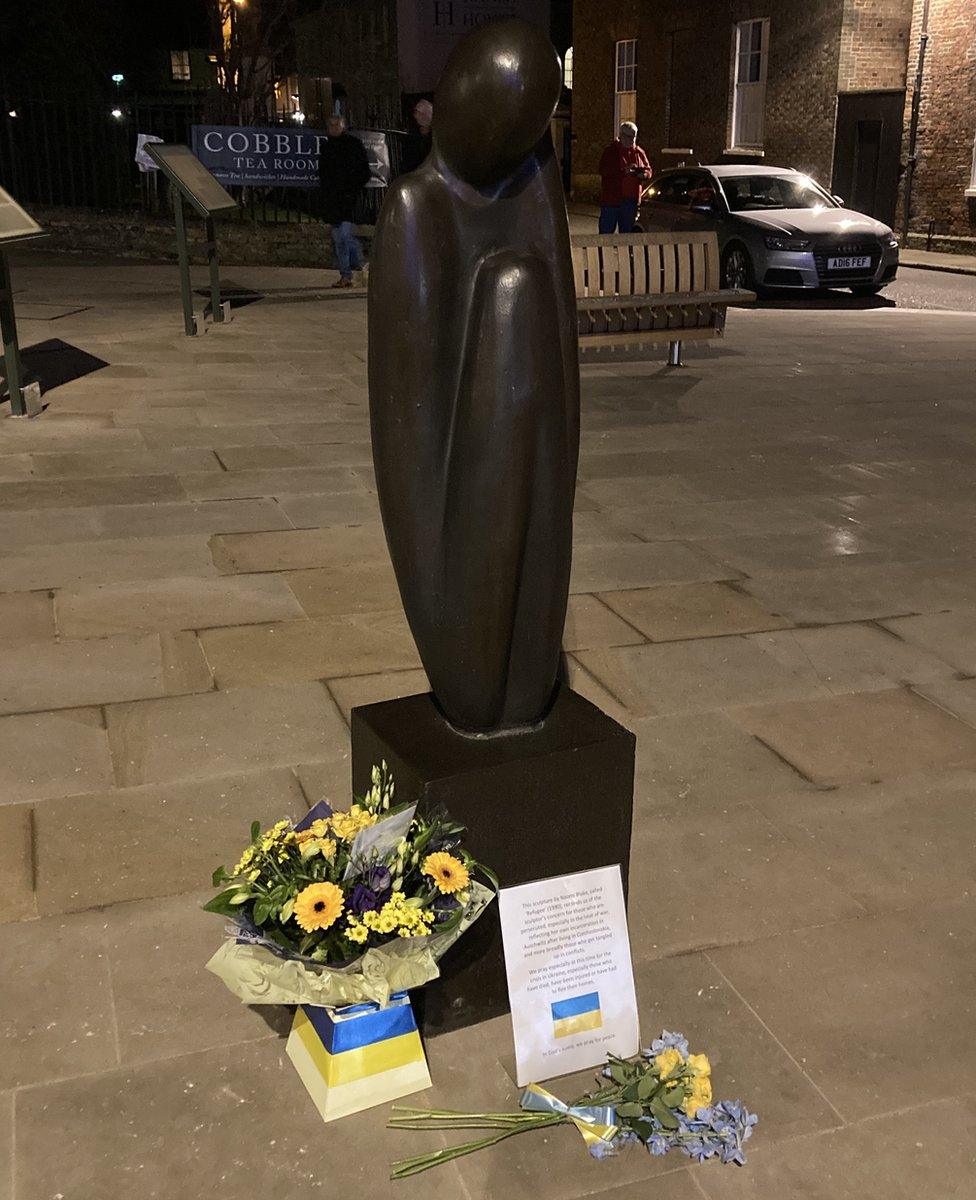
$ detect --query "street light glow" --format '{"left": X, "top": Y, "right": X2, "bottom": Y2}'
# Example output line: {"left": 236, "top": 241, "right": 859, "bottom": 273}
{"left": 111, "top": 108, "right": 123, "bottom": 119}
{"left": 7, "top": 110, "right": 16, "bottom": 118}
{"left": 292, "top": 110, "right": 306, "bottom": 124}
{"left": 111, "top": 73, "right": 124, "bottom": 83}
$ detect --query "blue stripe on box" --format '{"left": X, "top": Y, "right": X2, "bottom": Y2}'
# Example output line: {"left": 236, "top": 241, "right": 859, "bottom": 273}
{"left": 551, "top": 992, "right": 601, "bottom": 1021}
{"left": 302, "top": 994, "right": 416, "bottom": 1055}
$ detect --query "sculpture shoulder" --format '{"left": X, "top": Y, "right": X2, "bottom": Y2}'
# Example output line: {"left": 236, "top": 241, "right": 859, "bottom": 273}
{"left": 376, "top": 166, "right": 451, "bottom": 235}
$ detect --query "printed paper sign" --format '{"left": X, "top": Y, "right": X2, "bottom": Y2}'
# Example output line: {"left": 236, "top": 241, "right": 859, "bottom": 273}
{"left": 499, "top": 865, "right": 639, "bottom": 1086}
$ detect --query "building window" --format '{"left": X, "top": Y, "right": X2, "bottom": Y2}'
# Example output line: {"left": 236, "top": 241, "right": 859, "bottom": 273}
{"left": 730, "top": 19, "right": 768, "bottom": 150}
{"left": 563, "top": 46, "right": 573, "bottom": 91}
{"left": 170, "top": 50, "right": 191, "bottom": 82}
{"left": 968, "top": 133, "right": 976, "bottom": 197}
{"left": 614, "top": 39, "right": 637, "bottom": 133}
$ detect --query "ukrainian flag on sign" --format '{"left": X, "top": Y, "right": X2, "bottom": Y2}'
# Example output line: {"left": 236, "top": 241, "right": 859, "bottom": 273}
{"left": 551, "top": 991, "right": 603, "bottom": 1038}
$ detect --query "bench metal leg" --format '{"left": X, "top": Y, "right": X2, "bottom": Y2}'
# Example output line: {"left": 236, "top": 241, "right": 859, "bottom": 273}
{"left": 666, "top": 339, "right": 684, "bottom": 367}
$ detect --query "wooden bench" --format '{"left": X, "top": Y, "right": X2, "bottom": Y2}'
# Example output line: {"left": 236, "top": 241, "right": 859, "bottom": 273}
{"left": 572, "top": 231, "right": 755, "bottom": 365}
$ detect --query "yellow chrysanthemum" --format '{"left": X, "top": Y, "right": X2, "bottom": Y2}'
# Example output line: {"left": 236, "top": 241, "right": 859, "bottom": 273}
{"left": 421, "top": 852, "right": 470, "bottom": 895}
{"left": 330, "top": 805, "right": 378, "bottom": 842}
{"left": 345, "top": 918, "right": 369, "bottom": 945}
{"left": 683, "top": 1075, "right": 713, "bottom": 1118}
{"left": 687, "top": 1053, "right": 711, "bottom": 1080}
{"left": 293, "top": 882, "right": 344, "bottom": 933}
{"left": 654, "top": 1048, "right": 684, "bottom": 1080}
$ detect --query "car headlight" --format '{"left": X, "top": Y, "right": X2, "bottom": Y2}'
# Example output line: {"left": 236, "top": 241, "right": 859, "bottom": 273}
{"left": 763, "top": 235, "right": 812, "bottom": 251}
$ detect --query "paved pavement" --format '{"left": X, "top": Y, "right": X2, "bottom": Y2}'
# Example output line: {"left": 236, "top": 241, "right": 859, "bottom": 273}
{"left": 2, "top": 251, "right": 976, "bottom": 1199}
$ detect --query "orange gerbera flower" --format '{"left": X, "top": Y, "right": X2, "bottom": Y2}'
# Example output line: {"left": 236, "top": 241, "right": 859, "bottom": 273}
{"left": 293, "top": 882, "right": 344, "bottom": 932}
{"left": 421, "top": 852, "right": 470, "bottom": 895}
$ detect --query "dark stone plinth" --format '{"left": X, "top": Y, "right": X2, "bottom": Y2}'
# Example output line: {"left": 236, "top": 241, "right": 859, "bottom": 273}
{"left": 350, "top": 686, "right": 635, "bottom": 1037}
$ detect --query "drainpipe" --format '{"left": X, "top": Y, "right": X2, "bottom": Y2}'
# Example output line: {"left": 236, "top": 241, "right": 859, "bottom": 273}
{"left": 901, "top": 0, "right": 931, "bottom": 243}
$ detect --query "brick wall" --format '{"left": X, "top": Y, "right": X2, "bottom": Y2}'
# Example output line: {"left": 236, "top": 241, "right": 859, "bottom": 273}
{"left": 635, "top": 0, "right": 846, "bottom": 184}
{"left": 570, "top": 0, "right": 640, "bottom": 198}
{"left": 901, "top": 0, "right": 976, "bottom": 237}
{"left": 838, "top": 0, "right": 913, "bottom": 91}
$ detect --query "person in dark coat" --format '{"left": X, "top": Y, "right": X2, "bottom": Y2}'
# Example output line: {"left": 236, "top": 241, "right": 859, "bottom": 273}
{"left": 400, "top": 99, "right": 433, "bottom": 174}
{"left": 318, "top": 115, "right": 372, "bottom": 287}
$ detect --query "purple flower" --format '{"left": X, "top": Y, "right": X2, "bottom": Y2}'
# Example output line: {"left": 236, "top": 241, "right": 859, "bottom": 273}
{"left": 349, "top": 883, "right": 382, "bottom": 915}
{"left": 365, "top": 865, "right": 392, "bottom": 894}
{"left": 432, "top": 893, "right": 461, "bottom": 924}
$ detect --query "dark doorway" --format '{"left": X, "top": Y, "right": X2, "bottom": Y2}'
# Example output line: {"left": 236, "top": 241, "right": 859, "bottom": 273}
{"left": 832, "top": 91, "right": 904, "bottom": 226}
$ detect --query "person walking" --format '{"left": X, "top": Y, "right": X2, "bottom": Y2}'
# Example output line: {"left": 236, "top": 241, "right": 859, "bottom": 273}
{"left": 598, "top": 121, "right": 652, "bottom": 234}
{"left": 400, "top": 99, "right": 433, "bottom": 174}
{"left": 318, "top": 115, "right": 372, "bottom": 288}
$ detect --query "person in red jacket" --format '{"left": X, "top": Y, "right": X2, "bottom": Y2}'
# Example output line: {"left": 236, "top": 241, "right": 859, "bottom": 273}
{"left": 598, "top": 121, "right": 652, "bottom": 233}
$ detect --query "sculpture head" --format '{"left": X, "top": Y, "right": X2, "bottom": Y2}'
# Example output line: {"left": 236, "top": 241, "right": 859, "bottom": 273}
{"left": 434, "top": 18, "right": 561, "bottom": 190}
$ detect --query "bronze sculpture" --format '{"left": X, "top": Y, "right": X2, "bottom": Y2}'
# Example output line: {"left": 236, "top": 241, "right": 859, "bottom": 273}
{"left": 367, "top": 19, "right": 579, "bottom": 735}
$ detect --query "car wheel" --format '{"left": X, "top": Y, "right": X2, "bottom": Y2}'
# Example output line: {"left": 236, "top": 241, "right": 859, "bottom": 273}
{"left": 850, "top": 284, "right": 883, "bottom": 296}
{"left": 721, "top": 244, "right": 755, "bottom": 291}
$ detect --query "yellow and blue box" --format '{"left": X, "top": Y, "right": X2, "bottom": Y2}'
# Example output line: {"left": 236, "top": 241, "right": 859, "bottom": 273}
{"left": 286, "top": 992, "right": 431, "bottom": 1122}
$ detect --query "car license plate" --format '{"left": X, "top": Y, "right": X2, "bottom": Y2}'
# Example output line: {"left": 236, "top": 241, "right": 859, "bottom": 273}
{"left": 827, "top": 255, "right": 871, "bottom": 270}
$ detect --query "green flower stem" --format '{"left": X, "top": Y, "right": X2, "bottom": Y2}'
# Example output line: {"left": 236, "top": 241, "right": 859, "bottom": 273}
{"left": 390, "top": 1114, "right": 566, "bottom": 1179}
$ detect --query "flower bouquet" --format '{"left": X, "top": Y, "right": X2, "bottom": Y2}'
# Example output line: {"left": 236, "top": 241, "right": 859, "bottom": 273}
{"left": 204, "top": 763, "right": 496, "bottom": 1121}
{"left": 388, "top": 1031, "right": 757, "bottom": 1178}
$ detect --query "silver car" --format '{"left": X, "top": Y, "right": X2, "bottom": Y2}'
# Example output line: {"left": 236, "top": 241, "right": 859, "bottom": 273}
{"left": 642, "top": 164, "right": 899, "bottom": 296}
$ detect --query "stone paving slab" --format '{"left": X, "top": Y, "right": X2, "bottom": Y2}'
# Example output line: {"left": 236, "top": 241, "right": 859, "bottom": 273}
{"left": 731, "top": 688, "right": 976, "bottom": 785}
{"left": 0, "top": 533, "right": 218, "bottom": 591}
{"left": 0, "top": 631, "right": 212, "bottom": 715}
{"left": 0, "top": 806, "right": 34, "bottom": 922}
{"left": 197, "top": 610, "right": 422, "bottom": 687}
{"left": 599, "top": 582, "right": 792, "bottom": 641}
{"left": 695, "top": 1098, "right": 976, "bottom": 1200}
{"left": 0, "top": 474, "right": 184, "bottom": 511}
{"left": 0, "top": 910, "right": 118, "bottom": 1089}
{"left": 56, "top": 574, "right": 305, "bottom": 637}
{"left": 33, "top": 768, "right": 307, "bottom": 916}
{"left": 750, "top": 771, "right": 976, "bottom": 913}
{"left": 210, "top": 524, "right": 387, "bottom": 573}
{"left": 708, "top": 900, "right": 976, "bottom": 1121}
{"left": 0, "top": 707, "right": 114, "bottom": 804}
{"left": 105, "top": 681, "right": 347, "bottom": 787}
{"left": 0, "top": 591, "right": 56, "bottom": 642}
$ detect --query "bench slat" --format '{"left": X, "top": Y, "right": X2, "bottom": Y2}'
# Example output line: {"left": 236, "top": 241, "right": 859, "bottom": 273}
{"left": 578, "top": 288, "right": 754, "bottom": 310}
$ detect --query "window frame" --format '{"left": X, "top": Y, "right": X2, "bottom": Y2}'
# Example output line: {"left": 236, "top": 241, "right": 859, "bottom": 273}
{"left": 170, "top": 49, "right": 191, "bottom": 82}
{"left": 729, "top": 18, "right": 769, "bottom": 152}
{"left": 967, "top": 132, "right": 976, "bottom": 197}
{"left": 613, "top": 39, "right": 637, "bottom": 135}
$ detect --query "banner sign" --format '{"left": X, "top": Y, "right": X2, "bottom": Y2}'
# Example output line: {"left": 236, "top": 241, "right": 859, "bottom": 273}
{"left": 190, "top": 125, "right": 391, "bottom": 190}
{"left": 499, "top": 865, "right": 639, "bottom": 1086}
{"left": 396, "top": 0, "right": 550, "bottom": 93}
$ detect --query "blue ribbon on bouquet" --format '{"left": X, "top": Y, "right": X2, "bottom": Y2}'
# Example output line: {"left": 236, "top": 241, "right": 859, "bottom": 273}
{"left": 519, "top": 1083, "right": 618, "bottom": 1151}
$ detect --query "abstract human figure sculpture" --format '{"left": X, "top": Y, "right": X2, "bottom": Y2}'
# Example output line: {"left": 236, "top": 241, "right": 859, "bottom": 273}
{"left": 367, "top": 19, "right": 579, "bottom": 735}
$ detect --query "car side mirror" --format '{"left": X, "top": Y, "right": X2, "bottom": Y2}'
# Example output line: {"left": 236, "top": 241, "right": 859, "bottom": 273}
{"left": 690, "top": 202, "right": 714, "bottom": 214}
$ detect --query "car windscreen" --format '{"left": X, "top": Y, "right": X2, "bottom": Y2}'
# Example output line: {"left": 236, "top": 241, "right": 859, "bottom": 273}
{"left": 719, "top": 175, "right": 836, "bottom": 212}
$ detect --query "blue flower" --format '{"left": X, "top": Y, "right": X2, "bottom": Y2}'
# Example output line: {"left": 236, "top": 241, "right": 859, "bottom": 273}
{"left": 587, "top": 1138, "right": 618, "bottom": 1160}
{"left": 645, "top": 1030, "right": 690, "bottom": 1060}
{"left": 647, "top": 1133, "right": 672, "bottom": 1157}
